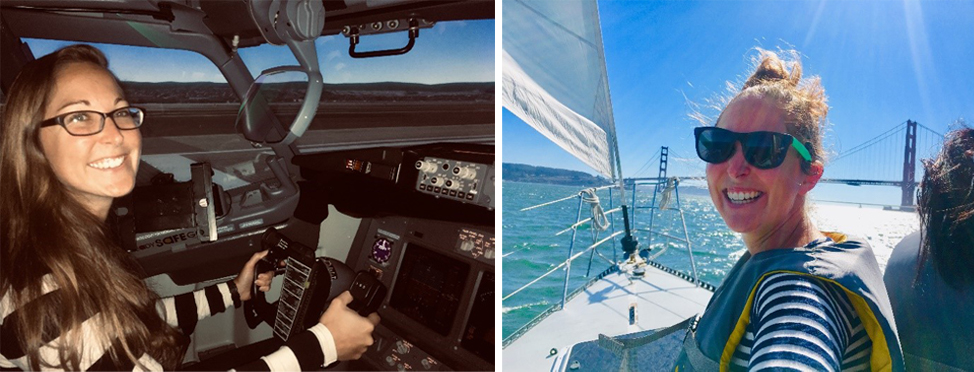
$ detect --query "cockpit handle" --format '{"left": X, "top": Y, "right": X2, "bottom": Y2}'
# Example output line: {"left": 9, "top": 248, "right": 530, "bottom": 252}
{"left": 347, "top": 19, "right": 420, "bottom": 59}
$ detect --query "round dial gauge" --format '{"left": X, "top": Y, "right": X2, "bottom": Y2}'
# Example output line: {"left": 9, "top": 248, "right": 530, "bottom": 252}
{"left": 371, "top": 237, "right": 394, "bottom": 264}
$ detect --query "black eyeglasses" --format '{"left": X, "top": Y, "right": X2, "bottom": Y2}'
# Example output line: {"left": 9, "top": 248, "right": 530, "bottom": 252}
{"left": 694, "top": 126, "right": 812, "bottom": 169}
{"left": 39, "top": 107, "right": 145, "bottom": 136}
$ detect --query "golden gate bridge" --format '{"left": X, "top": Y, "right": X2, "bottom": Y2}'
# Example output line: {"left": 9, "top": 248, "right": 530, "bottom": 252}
{"left": 630, "top": 120, "right": 944, "bottom": 209}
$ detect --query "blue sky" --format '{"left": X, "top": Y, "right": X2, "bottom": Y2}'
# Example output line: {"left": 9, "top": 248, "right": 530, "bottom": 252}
{"left": 503, "top": 0, "right": 974, "bottom": 205}
{"left": 26, "top": 19, "right": 494, "bottom": 85}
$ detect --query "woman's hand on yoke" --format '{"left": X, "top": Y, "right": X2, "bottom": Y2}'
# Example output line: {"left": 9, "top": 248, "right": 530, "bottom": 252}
{"left": 320, "top": 291, "right": 382, "bottom": 361}
{"left": 234, "top": 250, "right": 276, "bottom": 302}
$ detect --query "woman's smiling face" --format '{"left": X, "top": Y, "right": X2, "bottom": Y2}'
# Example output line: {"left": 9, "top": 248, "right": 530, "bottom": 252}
{"left": 706, "top": 94, "right": 808, "bottom": 236}
{"left": 38, "top": 62, "right": 141, "bottom": 216}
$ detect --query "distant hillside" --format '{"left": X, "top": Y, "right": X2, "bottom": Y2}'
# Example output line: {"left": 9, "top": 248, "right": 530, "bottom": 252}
{"left": 119, "top": 81, "right": 494, "bottom": 104}
{"left": 503, "top": 163, "right": 609, "bottom": 186}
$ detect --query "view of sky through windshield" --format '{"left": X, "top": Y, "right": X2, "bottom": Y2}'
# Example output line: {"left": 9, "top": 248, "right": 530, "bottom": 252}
{"left": 25, "top": 19, "right": 494, "bottom": 85}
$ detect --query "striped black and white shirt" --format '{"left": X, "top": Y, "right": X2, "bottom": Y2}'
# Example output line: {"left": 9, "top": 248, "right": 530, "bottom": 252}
{"left": 0, "top": 274, "right": 337, "bottom": 371}
{"left": 729, "top": 271, "right": 872, "bottom": 372}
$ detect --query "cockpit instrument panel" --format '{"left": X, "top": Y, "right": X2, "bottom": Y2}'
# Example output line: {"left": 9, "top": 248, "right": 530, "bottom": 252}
{"left": 404, "top": 145, "right": 495, "bottom": 211}
{"left": 346, "top": 216, "right": 494, "bottom": 371}
{"left": 287, "top": 142, "right": 494, "bottom": 370}
{"left": 456, "top": 228, "right": 495, "bottom": 262}
{"left": 292, "top": 143, "right": 494, "bottom": 227}
{"left": 414, "top": 157, "right": 494, "bottom": 210}
{"left": 389, "top": 244, "right": 470, "bottom": 336}
{"left": 461, "top": 271, "right": 493, "bottom": 361}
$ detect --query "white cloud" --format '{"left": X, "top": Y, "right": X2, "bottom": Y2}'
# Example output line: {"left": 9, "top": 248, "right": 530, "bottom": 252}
{"left": 192, "top": 72, "right": 206, "bottom": 80}
{"left": 326, "top": 50, "right": 341, "bottom": 63}
{"left": 334, "top": 63, "right": 346, "bottom": 71}
{"left": 327, "top": 71, "right": 352, "bottom": 84}
{"left": 318, "top": 35, "right": 338, "bottom": 45}
{"left": 435, "top": 20, "right": 464, "bottom": 35}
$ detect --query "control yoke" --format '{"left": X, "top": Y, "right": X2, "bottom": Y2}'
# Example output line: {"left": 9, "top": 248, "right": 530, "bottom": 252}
{"left": 244, "top": 227, "right": 386, "bottom": 341}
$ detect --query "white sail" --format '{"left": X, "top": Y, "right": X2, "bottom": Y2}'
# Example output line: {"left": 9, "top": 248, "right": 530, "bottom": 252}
{"left": 502, "top": 0, "right": 620, "bottom": 179}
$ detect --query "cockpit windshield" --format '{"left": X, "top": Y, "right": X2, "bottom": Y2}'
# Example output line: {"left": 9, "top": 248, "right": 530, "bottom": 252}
{"left": 19, "top": 19, "right": 494, "bottom": 189}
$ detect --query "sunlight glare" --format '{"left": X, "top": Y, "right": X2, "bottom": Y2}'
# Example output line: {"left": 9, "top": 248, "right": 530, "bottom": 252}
{"left": 902, "top": 0, "right": 936, "bottom": 123}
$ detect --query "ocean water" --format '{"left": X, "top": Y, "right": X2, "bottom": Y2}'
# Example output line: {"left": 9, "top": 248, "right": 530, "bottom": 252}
{"left": 501, "top": 181, "right": 920, "bottom": 340}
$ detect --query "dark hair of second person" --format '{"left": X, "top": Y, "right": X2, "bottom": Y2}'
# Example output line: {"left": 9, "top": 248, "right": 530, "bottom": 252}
{"left": 916, "top": 126, "right": 974, "bottom": 288}
{"left": 884, "top": 125, "right": 974, "bottom": 371}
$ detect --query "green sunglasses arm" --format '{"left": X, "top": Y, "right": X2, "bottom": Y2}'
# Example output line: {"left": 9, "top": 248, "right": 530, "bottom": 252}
{"left": 791, "top": 138, "right": 813, "bottom": 161}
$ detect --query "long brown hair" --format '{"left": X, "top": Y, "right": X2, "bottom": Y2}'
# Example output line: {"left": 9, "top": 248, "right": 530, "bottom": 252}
{"left": 1, "top": 45, "right": 184, "bottom": 370}
{"left": 916, "top": 125, "right": 974, "bottom": 289}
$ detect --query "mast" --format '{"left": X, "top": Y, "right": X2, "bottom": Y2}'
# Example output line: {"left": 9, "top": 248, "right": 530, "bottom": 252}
{"left": 590, "top": 1, "right": 635, "bottom": 257}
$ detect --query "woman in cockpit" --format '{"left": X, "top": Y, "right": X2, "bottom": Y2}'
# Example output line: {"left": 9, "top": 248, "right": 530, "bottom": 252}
{"left": 677, "top": 48, "right": 904, "bottom": 371}
{"left": 0, "top": 44, "right": 378, "bottom": 371}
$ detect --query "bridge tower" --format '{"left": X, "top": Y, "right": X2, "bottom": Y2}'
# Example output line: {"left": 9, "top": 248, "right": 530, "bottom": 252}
{"left": 657, "top": 146, "right": 668, "bottom": 189}
{"left": 902, "top": 120, "right": 917, "bottom": 208}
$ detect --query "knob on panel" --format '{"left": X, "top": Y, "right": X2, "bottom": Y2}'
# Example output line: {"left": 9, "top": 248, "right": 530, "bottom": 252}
{"left": 396, "top": 340, "right": 409, "bottom": 354}
{"left": 458, "top": 167, "right": 477, "bottom": 180}
{"left": 415, "top": 160, "right": 437, "bottom": 173}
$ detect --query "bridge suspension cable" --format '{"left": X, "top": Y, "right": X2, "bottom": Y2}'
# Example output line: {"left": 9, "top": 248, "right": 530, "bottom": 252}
{"left": 667, "top": 148, "right": 705, "bottom": 177}
{"left": 632, "top": 148, "right": 662, "bottom": 178}
{"left": 831, "top": 121, "right": 907, "bottom": 163}
{"left": 917, "top": 123, "right": 944, "bottom": 138}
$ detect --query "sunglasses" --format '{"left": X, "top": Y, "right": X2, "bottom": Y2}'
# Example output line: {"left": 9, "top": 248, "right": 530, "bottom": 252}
{"left": 694, "top": 126, "right": 812, "bottom": 169}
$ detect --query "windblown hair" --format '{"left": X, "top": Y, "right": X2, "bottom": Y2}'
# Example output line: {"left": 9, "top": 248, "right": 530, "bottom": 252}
{"left": 0, "top": 45, "right": 184, "bottom": 370}
{"left": 709, "top": 48, "right": 830, "bottom": 174}
{"left": 916, "top": 126, "right": 974, "bottom": 289}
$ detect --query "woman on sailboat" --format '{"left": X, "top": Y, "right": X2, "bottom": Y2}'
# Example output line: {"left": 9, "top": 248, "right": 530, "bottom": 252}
{"left": 678, "top": 48, "right": 904, "bottom": 371}
{"left": 884, "top": 127, "right": 974, "bottom": 371}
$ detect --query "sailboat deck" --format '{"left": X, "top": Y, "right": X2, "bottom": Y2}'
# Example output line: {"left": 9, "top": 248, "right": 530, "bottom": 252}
{"left": 503, "top": 265, "right": 714, "bottom": 371}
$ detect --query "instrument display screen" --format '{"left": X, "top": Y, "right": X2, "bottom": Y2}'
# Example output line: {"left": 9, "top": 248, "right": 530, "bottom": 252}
{"left": 461, "top": 272, "right": 494, "bottom": 361}
{"left": 389, "top": 243, "right": 470, "bottom": 336}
